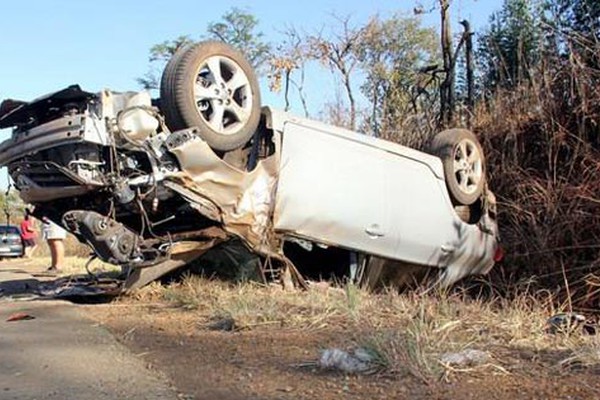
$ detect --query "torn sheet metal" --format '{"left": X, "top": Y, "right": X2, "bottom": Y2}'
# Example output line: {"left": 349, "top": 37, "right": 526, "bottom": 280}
{"left": 167, "top": 135, "right": 280, "bottom": 254}
{"left": 124, "top": 238, "right": 227, "bottom": 291}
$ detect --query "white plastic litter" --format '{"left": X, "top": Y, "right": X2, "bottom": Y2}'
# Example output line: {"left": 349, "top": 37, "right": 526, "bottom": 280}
{"left": 440, "top": 349, "right": 490, "bottom": 367}
{"left": 546, "top": 312, "right": 587, "bottom": 334}
{"left": 319, "top": 348, "right": 375, "bottom": 373}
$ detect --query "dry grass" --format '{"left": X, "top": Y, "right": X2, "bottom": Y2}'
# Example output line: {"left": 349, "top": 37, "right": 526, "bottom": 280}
{"left": 562, "top": 340, "right": 600, "bottom": 370}
{"left": 127, "top": 276, "right": 600, "bottom": 382}
{"left": 470, "top": 36, "right": 600, "bottom": 309}
{"left": 26, "top": 255, "right": 118, "bottom": 275}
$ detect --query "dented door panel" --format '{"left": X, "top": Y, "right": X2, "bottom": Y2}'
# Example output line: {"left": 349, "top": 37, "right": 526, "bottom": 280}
{"left": 274, "top": 120, "right": 460, "bottom": 267}
{"left": 274, "top": 121, "right": 389, "bottom": 256}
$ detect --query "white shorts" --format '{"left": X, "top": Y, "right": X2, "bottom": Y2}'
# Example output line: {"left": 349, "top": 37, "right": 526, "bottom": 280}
{"left": 42, "top": 222, "right": 67, "bottom": 240}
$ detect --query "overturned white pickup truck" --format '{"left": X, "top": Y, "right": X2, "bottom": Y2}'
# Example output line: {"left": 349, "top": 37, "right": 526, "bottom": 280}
{"left": 0, "top": 41, "right": 499, "bottom": 290}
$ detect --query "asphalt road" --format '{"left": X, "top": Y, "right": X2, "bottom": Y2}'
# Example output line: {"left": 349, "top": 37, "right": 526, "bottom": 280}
{"left": 0, "top": 261, "right": 179, "bottom": 400}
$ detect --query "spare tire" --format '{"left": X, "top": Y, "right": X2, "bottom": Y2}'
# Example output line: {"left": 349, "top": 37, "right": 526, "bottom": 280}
{"left": 430, "top": 128, "right": 486, "bottom": 205}
{"left": 160, "top": 41, "right": 261, "bottom": 152}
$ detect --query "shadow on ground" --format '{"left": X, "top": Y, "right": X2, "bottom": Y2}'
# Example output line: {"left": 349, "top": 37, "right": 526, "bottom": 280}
{"left": 0, "top": 261, "right": 120, "bottom": 304}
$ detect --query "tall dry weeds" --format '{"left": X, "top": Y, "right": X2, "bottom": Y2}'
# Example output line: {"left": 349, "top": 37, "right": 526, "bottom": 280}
{"left": 474, "top": 37, "right": 600, "bottom": 310}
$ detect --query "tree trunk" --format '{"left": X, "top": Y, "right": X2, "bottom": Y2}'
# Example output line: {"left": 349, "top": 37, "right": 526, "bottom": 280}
{"left": 461, "top": 20, "right": 475, "bottom": 127}
{"left": 343, "top": 73, "right": 356, "bottom": 130}
{"left": 440, "top": 0, "right": 454, "bottom": 126}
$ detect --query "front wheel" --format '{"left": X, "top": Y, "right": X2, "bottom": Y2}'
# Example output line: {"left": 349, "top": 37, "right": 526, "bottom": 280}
{"left": 160, "top": 41, "right": 261, "bottom": 152}
{"left": 430, "top": 129, "right": 486, "bottom": 205}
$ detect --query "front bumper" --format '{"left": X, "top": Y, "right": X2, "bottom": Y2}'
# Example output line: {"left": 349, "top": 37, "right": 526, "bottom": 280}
{"left": 0, "top": 244, "right": 24, "bottom": 257}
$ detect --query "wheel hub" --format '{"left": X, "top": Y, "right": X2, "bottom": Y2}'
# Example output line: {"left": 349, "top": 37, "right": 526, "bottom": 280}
{"left": 214, "top": 83, "right": 230, "bottom": 102}
{"left": 192, "top": 55, "right": 253, "bottom": 136}
{"left": 454, "top": 139, "right": 483, "bottom": 195}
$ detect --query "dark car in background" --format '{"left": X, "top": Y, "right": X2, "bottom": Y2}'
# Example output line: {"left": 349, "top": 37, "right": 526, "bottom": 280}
{"left": 0, "top": 225, "right": 24, "bottom": 258}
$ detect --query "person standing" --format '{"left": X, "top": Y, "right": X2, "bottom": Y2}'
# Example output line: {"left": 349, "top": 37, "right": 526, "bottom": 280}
{"left": 42, "top": 217, "right": 67, "bottom": 272}
{"left": 20, "top": 209, "right": 37, "bottom": 258}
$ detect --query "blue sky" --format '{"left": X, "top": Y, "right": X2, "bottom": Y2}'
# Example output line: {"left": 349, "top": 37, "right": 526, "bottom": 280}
{"left": 0, "top": 0, "right": 500, "bottom": 188}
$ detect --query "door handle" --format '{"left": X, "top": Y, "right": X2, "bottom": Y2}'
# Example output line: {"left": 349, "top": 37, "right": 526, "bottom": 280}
{"left": 365, "top": 224, "right": 385, "bottom": 238}
{"left": 441, "top": 244, "right": 456, "bottom": 253}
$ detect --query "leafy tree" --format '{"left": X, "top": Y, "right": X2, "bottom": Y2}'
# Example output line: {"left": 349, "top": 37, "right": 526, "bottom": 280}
{"left": 554, "top": 0, "right": 600, "bottom": 38}
{"left": 307, "top": 15, "right": 363, "bottom": 130}
{"left": 267, "top": 14, "right": 439, "bottom": 137}
{"left": 137, "top": 35, "right": 193, "bottom": 89}
{"left": 478, "top": 0, "right": 543, "bottom": 90}
{"left": 138, "top": 8, "right": 270, "bottom": 90}
{"left": 0, "top": 189, "right": 25, "bottom": 224}
{"left": 268, "top": 27, "right": 311, "bottom": 116}
{"left": 545, "top": 0, "right": 600, "bottom": 67}
{"left": 148, "top": 35, "right": 195, "bottom": 63}
{"left": 206, "top": 8, "right": 271, "bottom": 72}
{"left": 356, "top": 14, "right": 439, "bottom": 139}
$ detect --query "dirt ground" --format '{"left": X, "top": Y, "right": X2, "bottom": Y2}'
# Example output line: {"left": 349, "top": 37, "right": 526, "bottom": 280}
{"left": 88, "top": 304, "right": 600, "bottom": 400}
{"left": 3, "top": 258, "right": 599, "bottom": 399}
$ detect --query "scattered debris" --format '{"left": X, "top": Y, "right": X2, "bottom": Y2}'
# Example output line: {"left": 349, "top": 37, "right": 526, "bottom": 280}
{"left": 546, "top": 312, "right": 596, "bottom": 335}
{"left": 0, "top": 272, "right": 120, "bottom": 303}
{"left": 36, "top": 275, "right": 121, "bottom": 301}
{"left": 6, "top": 312, "right": 35, "bottom": 322}
{"left": 206, "top": 317, "right": 237, "bottom": 332}
{"left": 440, "top": 349, "right": 490, "bottom": 367}
{"left": 318, "top": 348, "right": 376, "bottom": 373}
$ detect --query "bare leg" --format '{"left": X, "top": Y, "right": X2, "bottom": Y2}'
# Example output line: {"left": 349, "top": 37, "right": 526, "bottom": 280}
{"left": 54, "top": 240, "right": 65, "bottom": 269}
{"left": 48, "top": 239, "right": 65, "bottom": 270}
{"left": 30, "top": 244, "right": 37, "bottom": 258}
{"left": 24, "top": 243, "right": 37, "bottom": 258}
{"left": 48, "top": 240, "right": 57, "bottom": 268}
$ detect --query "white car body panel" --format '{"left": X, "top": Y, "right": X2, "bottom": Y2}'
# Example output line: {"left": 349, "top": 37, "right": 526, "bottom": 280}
{"left": 0, "top": 89, "right": 498, "bottom": 288}
{"left": 268, "top": 110, "right": 497, "bottom": 280}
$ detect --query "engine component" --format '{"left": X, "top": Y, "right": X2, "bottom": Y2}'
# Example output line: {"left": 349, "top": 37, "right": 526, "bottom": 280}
{"left": 113, "top": 180, "right": 135, "bottom": 204}
{"left": 63, "top": 210, "right": 141, "bottom": 264}
{"left": 116, "top": 92, "right": 159, "bottom": 146}
{"left": 164, "top": 127, "right": 198, "bottom": 150}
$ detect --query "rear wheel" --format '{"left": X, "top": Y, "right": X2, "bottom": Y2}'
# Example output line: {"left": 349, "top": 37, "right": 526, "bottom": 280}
{"left": 430, "top": 129, "right": 486, "bottom": 205}
{"left": 160, "top": 41, "right": 261, "bottom": 152}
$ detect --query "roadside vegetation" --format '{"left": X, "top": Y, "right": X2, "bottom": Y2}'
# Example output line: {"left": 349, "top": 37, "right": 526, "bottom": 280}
{"left": 116, "top": 275, "right": 600, "bottom": 383}
{"left": 11, "top": 1, "right": 595, "bottom": 395}
{"left": 8, "top": 2, "right": 596, "bottom": 385}
{"left": 1, "top": 1, "right": 597, "bottom": 311}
